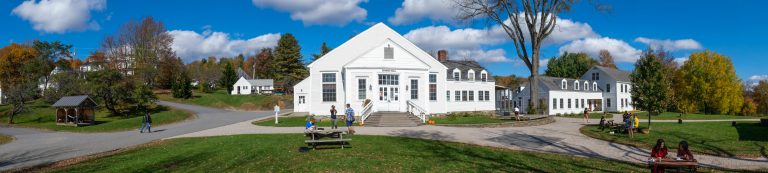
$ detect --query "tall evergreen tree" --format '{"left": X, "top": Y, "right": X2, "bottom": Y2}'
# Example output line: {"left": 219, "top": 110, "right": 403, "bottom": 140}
{"left": 631, "top": 49, "right": 670, "bottom": 132}
{"left": 544, "top": 52, "right": 597, "bottom": 79}
{"left": 311, "top": 42, "right": 333, "bottom": 62}
{"left": 172, "top": 68, "right": 193, "bottom": 99}
{"left": 220, "top": 62, "right": 238, "bottom": 94}
{"left": 272, "top": 33, "right": 307, "bottom": 93}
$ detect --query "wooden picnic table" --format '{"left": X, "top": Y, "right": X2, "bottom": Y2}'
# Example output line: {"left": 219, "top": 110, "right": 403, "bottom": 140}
{"left": 648, "top": 159, "right": 698, "bottom": 172}
{"left": 305, "top": 128, "right": 351, "bottom": 149}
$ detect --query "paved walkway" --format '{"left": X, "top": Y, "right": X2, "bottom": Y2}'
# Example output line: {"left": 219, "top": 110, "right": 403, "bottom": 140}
{"left": 0, "top": 101, "right": 289, "bottom": 171}
{"left": 172, "top": 115, "right": 768, "bottom": 170}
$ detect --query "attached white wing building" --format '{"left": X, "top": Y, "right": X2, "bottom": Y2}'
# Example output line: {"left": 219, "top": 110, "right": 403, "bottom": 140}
{"left": 513, "top": 66, "right": 635, "bottom": 115}
{"left": 293, "top": 23, "right": 495, "bottom": 116}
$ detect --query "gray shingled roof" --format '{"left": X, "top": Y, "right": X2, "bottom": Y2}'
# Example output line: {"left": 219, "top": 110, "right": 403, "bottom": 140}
{"left": 522, "top": 76, "right": 603, "bottom": 93}
{"left": 442, "top": 60, "right": 494, "bottom": 82}
{"left": 237, "top": 67, "right": 251, "bottom": 79}
{"left": 593, "top": 66, "right": 631, "bottom": 82}
{"left": 247, "top": 79, "right": 273, "bottom": 86}
{"left": 52, "top": 95, "right": 97, "bottom": 108}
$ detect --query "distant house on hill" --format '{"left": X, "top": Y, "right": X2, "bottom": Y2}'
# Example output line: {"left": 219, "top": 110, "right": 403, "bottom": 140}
{"left": 231, "top": 77, "right": 274, "bottom": 95}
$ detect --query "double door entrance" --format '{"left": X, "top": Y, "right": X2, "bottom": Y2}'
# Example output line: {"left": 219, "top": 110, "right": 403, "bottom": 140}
{"left": 378, "top": 74, "right": 400, "bottom": 112}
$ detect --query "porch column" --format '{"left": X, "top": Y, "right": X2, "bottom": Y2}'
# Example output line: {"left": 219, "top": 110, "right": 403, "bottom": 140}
{"left": 75, "top": 108, "right": 79, "bottom": 124}
{"left": 64, "top": 109, "right": 69, "bottom": 123}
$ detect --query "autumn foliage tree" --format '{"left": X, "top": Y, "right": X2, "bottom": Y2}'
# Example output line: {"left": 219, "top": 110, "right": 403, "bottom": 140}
{"left": 598, "top": 50, "right": 617, "bottom": 69}
{"left": 0, "top": 44, "right": 40, "bottom": 124}
{"left": 753, "top": 80, "right": 768, "bottom": 115}
{"left": 676, "top": 50, "right": 743, "bottom": 115}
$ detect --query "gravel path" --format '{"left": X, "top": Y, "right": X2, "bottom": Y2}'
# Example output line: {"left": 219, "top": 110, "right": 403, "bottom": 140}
{"left": 0, "top": 101, "right": 289, "bottom": 171}
{"left": 172, "top": 115, "right": 768, "bottom": 170}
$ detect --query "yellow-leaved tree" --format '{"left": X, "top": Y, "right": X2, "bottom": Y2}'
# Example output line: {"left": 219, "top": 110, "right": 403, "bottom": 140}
{"left": 676, "top": 50, "right": 743, "bottom": 115}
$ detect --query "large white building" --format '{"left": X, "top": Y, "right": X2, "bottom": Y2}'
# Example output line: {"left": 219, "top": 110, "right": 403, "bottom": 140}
{"left": 513, "top": 66, "right": 635, "bottom": 115}
{"left": 293, "top": 23, "right": 495, "bottom": 117}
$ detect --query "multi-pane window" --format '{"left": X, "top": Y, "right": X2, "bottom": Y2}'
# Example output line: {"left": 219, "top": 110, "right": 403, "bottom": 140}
{"left": 358, "top": 79, "right": 366, "bottom": 100}
{"left": 607, "top": 98, "right": 612, "bottom": 107}
{"left": 468, "top": 72, "right": 475, "bottom": 81}
{"left": 481, "top": 73, "right": 487, "bottom": 82}
{"left": 484, "top": 91, "right": 490, "bottom": 101}
{"left": 581, "top": 99, "right": 585, "bottom": 109}
{"left": 446, "top": 91, "right": 450, "bottom": 101}
{"left": 553, "top": 98, "right": 557, "bottom": 109}
{"left": 378, "top": 74, "right": 399, "bottom": 85}
{"left": 568, "top": 99, "right": 572, "bottom": 108}
{"left": 410, "top": 79, "right": 418, "bottom": 99}
{"left": 593, "top": 83, "right": 597, "bottom": 91}
{"left": 560, "top": 99, "right": 564, "bottom": 109}
{"left": 462, "top": 91, "right": 468, "bottom": 101}
{"left": 453, "top": 71, "right": 460, "bottom": 81}
{"left": 468, "top": 91, "right": 474, "bottom": 101}
{"left": 477, "top": 91, "right": 483, "bottom": 101}
{"left": 575, "top": 99, "right": 579, "bottom": 108}
{"left": 606, "top": 84, "right": 611, "bottom": 93}
{"left": 429, "top": 74, "right": 437, "bottom": 101}
{"left": 574, "top": 82, "right": 579, "bottom": 90}
{"left": 322, "top": 73, "right": 336, "bottom": 102}
{"left": 455, "top": 91, "right": 461, "bottom": 101}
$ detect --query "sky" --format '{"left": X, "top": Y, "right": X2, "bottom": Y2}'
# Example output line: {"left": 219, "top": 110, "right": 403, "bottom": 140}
{"left": 2, "top": 0, "right": 767, "bottom": 83}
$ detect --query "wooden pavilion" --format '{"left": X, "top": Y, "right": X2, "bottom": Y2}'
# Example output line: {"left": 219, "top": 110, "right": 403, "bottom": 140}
{"left": 53, "top": 95, "right": 97, "bottom": 126}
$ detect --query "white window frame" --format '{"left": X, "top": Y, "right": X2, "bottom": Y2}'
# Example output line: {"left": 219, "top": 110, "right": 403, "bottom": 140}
{"left": 481, "top": 70, "right": 488, "bottom": 82}
{"left": 452, "top": 69, "right": 461, "bottom": 81}
{"left": 468, "top": 69, "right": 475, "bottom": 81}
{"left": 574, "top": 81, "right": 580, "bottom": 90}
{"left": 561, "top": 79, "right": 567, "bottom": 89}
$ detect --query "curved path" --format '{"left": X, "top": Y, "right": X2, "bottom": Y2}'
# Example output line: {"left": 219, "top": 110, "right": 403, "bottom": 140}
{"left": 173, "top": 115, "right": 768, "bottom": 170}
{"left": 0, "top": 101, "right": 289, "bottom": 171}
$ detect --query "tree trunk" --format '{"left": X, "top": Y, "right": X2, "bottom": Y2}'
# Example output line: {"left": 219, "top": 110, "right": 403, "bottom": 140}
{"left": 530, "top": 50, "right": 541, "bottom": 114}
{"left": 647, "top": 111, "right": 652, "bottom": 133}
{"left": 7, "top": 111, "right": 14, "bottom": 124}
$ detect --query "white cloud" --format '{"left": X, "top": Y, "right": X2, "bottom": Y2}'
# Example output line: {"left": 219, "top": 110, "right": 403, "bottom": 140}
{"left": 12, "top": 0, "right": 106, "bottom": 33}
{"left": 453, "top": 49, "right": 513, "bottom": 63}
{"left": 252, "top": 0, "right": 367, "bottom": 26}
{"left": 168, "top": 28, "right": 280, "bottom": 62}
{"left": 750, "top": 75, "right": 768, "bottom": 81}
{"left": 389, "top": 0, "right": 457, "bottom": 25}
{"left": 673, "top": 57, "right": 688, "bottom": 66}
{"left": 404, "top": 25, "right": 503, "bottom": 51}
{"left": 488, "top": 15, "right": 599, "bottom": 45}
{"left": 540, "top": 58, "right": 550, "bottom": 67}
{"left": 634, "top": 37, "right": 703, "bottom": 51}
{"left": 559, "top": 37, "right": 641, "bottom": 63}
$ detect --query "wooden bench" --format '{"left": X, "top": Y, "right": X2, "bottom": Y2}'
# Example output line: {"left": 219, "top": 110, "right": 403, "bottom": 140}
{"left": 648, "top": 159, "right": 698, "bottom": 172}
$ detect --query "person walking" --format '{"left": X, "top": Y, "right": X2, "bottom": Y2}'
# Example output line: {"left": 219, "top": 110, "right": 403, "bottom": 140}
{"left": 139, "top": 111, "right": 152, "bottom": 133}
{"left": 330, "top": 105, "right": 338, "bottom": 129}
{"left": 583, "top": 108, "right": 590, "bottom": 124}
{"left": 344, "top": 103, "right": 355, "bottom": 134}
{"left": 513, "top": 106, "right": 520, "bottom": 121}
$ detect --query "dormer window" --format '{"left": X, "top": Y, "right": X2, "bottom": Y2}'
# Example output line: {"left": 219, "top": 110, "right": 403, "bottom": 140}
{"left": 574, "top": 81, "right": 579, "bottom": 90}
{"left": 593, "top": 82, "right": 597, "bottom": 91}
{"left": 452, "top": 68, "right": 461, "bottom": 81}
{"left": 584, "top": 81, "right": 589, "bottom": 91}
{"left": 481, "top": 70, "right": 488, "bottom": 82}
{"left": 561, "top": 79, "right": 567, "bottom": 89}
{"left": 468, "top": 69, "right": 475, "bottom": 81}
{"left": 384, "top": 46, "right": 394, "bottom": 59}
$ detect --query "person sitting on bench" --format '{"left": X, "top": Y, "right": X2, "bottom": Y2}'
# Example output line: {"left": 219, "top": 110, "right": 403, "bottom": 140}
{"left": 305, "top": 118, "right": 316, "bottom": 131}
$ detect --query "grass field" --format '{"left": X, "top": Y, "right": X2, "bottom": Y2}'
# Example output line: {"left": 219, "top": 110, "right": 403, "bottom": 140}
{"left": 45, "top": 134, "right": 662, "bottom": 173}
{"left": 0, "top": 134, "right": 12, "bottom": 145}
{"left": 253, "top": 116, "right": 344, "bottom": 127}
{"left": 581, "top": 122, "right": 768, "bottom": 158}
{"left": 157, "top": 90, "right": 290, "bottom": 111}
{"left": 0, "top": 100, "right": 193, "bottom": 133}
{"left": 634, "top": 112, "right": 765, "bottom": 120}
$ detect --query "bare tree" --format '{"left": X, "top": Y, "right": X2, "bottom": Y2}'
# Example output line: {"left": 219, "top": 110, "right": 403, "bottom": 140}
{"left": 598, "top": 49, "right": 617, "bottom": 69}
{"left": 456, "top": 0, "right": 573, "bottom": 112}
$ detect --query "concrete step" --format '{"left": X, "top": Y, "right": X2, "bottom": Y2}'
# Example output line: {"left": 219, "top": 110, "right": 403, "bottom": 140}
{"left": 363, "top": 111, "right": 423, "bottom": 127}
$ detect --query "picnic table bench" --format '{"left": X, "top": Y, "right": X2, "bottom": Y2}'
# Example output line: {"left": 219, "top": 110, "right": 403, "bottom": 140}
{"left": 304, "top": 128, "right": 351, "bottom": 149}
{"left": 648, "top": 159, "right": 698, "bottom": 172}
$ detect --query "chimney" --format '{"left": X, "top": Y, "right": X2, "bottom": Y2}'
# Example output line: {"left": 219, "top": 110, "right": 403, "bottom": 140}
{"left": 437, "top": 50, "right": 447, "bottom": 62}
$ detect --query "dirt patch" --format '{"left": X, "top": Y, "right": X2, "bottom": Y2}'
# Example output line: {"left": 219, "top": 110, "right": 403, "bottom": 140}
{"left": 240, "top": 103, "right": 258, "bottom": 111}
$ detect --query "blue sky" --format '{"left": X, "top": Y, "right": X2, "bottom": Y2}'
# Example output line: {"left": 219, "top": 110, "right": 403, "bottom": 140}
{"left": 2, "top": 0, "right": 767, "bottom": 82}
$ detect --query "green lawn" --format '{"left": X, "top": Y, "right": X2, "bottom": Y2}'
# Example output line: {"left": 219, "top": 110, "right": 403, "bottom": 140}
{"left": 635, "top": 112, "right": 765, "bottom": 120}
{"left": 0, "top": 100, "right": 193, "bottom": 133}
{"left": 581, "top": 122, "right": 768, "bottom": 158}
{"left": 0, "top": 134, "right": 12, "bottom": 145}
{"left": 560, "top": 113, "right": 613, "bottom": 119}
{"left": 157, "top": 90, "right": 290, "bottom": 111}
{"left": 253, "top": 116, "right": 341, "bottom": 127}
{"left": 45, "top": 134, "right": 661, "bottom": 173}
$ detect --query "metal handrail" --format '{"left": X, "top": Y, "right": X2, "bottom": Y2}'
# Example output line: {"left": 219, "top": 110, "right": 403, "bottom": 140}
{"left": 406, "top": 100, "right": 427, "bottom": 123}
{"left": 360, "top": 101, "right": 373, "bottom": 125}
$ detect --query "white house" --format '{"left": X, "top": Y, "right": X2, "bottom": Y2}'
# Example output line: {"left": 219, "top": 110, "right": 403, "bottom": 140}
{"left": 293, "top": 23, "right": 495, "bottom": 116}
{"left": 231, "top": 76, "right": 274, "bottom": 95}
{"left": 513, "top": 66, "right": 634, "bottom": 115}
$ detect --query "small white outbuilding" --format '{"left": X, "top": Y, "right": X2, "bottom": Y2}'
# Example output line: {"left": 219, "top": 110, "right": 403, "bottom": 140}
{"left": 231, "top": 77, "right": 274, "bottom": 95}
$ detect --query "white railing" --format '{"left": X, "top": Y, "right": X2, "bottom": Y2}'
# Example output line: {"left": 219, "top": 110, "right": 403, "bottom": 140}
{"left": 360, "top": 101, "right": 374, "bottom": 125}
{"left": 406, "top": 100, "right": 427, "bottom": 123}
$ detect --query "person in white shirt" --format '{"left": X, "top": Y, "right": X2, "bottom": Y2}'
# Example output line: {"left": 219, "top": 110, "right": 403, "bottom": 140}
{"left": 514, "top": 106, "right": 520, "bottom": 121}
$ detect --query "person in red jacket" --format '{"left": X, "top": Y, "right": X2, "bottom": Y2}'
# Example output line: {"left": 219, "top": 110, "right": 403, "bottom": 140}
{"left": 650, "top": 139, "right": 669, "bottom": 173}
